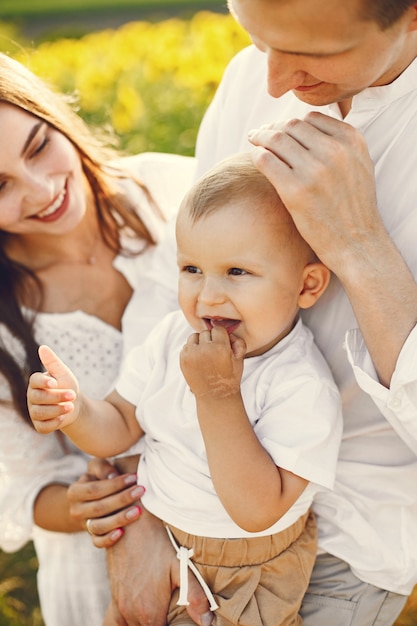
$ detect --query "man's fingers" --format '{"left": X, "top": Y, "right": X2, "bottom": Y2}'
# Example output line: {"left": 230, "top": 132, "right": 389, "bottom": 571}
{"left": 185, "top": 571, "right": 214, "bottom": 626}
{"left": 303, "top": 110, "right": 354, "bottom": 138}
{"left": 249, "top": 114, "right": 364, "bottom": 173}
{"left": 249, "top": 120, "right": 330, "bottom": 173}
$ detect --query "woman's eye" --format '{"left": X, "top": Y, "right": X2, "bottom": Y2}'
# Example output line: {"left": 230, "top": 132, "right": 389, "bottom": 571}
{"left": 31, "top": 135, "right": 50, "bottom": 157}
{"left": 228, "top": 267, "right": 247, "bottom": 276}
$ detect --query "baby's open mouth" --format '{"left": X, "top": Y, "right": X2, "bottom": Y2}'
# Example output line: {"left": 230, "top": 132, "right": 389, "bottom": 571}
{"left": 203, "top": 317, "right": 240, "bottom": 333}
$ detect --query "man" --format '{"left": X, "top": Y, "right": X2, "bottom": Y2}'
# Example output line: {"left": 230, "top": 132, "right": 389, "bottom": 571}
{"left": 98, "top": 1, "right": 417, "bottom": 624}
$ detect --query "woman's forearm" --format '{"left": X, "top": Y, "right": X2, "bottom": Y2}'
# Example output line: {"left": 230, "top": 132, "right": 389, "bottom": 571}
{"left": 34, "top": 483, "right": 82, "bottom": 532}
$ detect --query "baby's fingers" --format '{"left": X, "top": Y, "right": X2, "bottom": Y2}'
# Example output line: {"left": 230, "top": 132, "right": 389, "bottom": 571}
{"left": 28, "top": 386, "right": 74, "bottom": 409}
{"left": 38, "top": 344, "right": 79, "bottom": 392}
{"left": 28, "top": 400, "right": 74, "bottom": 433}
{"left": 28, "top": 371, "right": 57, "bottom": 391}
{"left": 27, "top": 379, "right": 76, "bottom": 433}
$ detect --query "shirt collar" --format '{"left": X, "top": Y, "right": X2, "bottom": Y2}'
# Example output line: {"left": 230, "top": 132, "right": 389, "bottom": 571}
{"left": 328, "top": 55, "right": 417, "bottom": 120}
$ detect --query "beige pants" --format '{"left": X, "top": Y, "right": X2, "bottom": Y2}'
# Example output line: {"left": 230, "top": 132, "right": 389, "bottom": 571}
{"left": 167, "top": 511, "right": 317, "bottom": 626}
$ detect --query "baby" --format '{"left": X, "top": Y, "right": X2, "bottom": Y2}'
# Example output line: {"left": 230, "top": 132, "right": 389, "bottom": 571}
{"left": 28, "top": 153, "right": 342, "bottom": 626}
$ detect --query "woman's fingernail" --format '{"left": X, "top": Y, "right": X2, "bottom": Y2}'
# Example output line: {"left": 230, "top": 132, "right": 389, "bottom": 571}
{"left": 107, "top": 472, "right": 118, "bottom": 479}
{"left": 130, "top": 485, "right": 144, "bottom": 499}
{"left": 126, "top": 506, "right": 142, "bottom": 520}
{"left": 110, "top": 528, "right": 124, "bottom": 541}
{"left": 124, "top": 474, "right": 137, "bottom": 485}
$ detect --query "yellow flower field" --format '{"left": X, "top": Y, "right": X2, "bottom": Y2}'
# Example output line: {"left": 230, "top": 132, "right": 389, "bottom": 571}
{"left": 14, "top": 12, "right": 250, "bottom": 156}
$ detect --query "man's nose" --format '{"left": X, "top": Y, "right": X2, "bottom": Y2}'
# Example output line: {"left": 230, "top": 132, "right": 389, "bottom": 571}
{"left": 266, "top": 49, "right": 308, "bottom": 98}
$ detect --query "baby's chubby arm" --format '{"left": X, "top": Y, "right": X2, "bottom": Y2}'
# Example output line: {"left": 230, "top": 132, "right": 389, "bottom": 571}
{"left": 180, "top": 327, "right": 308, "bottom": 533}
{"left": 27, "top": 345, "right": 142, "bottom": 457}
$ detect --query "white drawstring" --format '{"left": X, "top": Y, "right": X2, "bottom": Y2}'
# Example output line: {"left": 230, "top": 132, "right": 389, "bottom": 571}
{"left": 165, "top": 526, "right": 219, "bottom": 611}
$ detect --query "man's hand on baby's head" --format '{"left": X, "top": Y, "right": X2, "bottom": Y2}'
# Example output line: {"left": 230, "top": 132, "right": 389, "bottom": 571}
{"left": 27, "top": 345, "right": 80, "bottom": 434}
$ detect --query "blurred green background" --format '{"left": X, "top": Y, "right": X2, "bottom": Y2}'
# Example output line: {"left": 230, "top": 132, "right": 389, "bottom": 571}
{"left": 0, "top": 1, "right": 416, "bottom": 624}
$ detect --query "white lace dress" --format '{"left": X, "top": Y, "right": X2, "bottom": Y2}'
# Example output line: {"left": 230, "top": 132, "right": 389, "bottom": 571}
{"left": 0, "top": 152, "right": 196, "bottom": 626}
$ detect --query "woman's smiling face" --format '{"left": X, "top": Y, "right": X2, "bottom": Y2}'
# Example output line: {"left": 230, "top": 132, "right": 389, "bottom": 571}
{"left": 0, "top": 102, "right": 87, "bottom": 237}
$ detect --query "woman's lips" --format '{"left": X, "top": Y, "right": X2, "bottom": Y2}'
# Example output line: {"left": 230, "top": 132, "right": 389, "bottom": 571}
{"left": 35, "top": 187, "right": 68, "bottom": 222}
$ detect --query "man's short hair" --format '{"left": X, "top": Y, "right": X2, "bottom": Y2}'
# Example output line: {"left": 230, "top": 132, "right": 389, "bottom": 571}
{"left": 363, "top": 0, "right": 415, "bottom": 29}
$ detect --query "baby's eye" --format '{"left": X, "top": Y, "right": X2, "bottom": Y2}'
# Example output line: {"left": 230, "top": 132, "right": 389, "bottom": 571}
{"left": 228, "top": 267, "right": 247, "bottom": 276}
{"left": 183, "top": 265, "right": 201, "bottom": 274}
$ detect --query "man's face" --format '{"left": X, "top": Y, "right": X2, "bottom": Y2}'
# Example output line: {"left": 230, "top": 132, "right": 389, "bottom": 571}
{"left": 228, "top": 0, "right": 415, "bottom": 108}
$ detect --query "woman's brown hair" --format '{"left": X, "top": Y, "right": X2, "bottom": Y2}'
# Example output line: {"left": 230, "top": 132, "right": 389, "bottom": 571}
{"left": 0, "top": 53, "right": 159, "bottom": 424}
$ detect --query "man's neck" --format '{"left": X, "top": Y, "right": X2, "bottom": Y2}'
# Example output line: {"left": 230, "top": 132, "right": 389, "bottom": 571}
{"left": 338, "top": 99, "right": 353, "bottom": 118}
{"left": 337, "top": 44, "right": 417, "bottom": 118}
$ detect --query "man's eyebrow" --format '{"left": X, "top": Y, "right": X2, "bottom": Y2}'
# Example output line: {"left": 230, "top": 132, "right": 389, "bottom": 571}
{"left": 270, "top": 46, "right": 346, "bottom": 58}
{"left": 21, "top": 121, "right": 44, "bottom": 156}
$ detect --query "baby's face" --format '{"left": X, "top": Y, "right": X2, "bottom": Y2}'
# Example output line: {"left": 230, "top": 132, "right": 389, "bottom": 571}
{"left": 176, "top": 198, "right": 310, "bottom": 357}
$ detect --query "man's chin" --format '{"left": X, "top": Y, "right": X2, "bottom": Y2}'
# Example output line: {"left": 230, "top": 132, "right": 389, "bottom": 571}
{"left": 291, "top": 87, "right": 336, "bottom": 106}
{"left": 291, "top": 86, "right": 355, "bottom": 110}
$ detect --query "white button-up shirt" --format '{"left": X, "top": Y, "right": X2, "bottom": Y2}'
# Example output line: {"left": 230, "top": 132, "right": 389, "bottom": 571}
{"left": 195, "top": 45, "right": 417, "bottom": 595}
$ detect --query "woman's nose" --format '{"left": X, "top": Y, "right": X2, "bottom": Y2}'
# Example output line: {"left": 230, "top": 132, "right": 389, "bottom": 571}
{"left": 23, "top": 171, "right": 54, "bottom": 206}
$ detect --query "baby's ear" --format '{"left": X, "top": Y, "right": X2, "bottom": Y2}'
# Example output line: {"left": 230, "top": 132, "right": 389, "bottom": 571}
{"left": 298, "top": 262, "right": 331, "bottom": 309}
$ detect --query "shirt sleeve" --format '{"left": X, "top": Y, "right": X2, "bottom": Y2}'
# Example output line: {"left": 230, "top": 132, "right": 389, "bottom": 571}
{"left": 345, "top": 325, "right": 417, "bottom": 455}
{"left": 253, "top": 370, "right": 343, "bottom": 490}
{"left": 0, "top": 398, "right": 87, "bottom": 552}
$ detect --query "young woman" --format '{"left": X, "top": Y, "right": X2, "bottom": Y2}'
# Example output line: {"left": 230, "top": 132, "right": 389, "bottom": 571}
{"left": 0, "top": 52, "right": 195, "bottom": 626}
